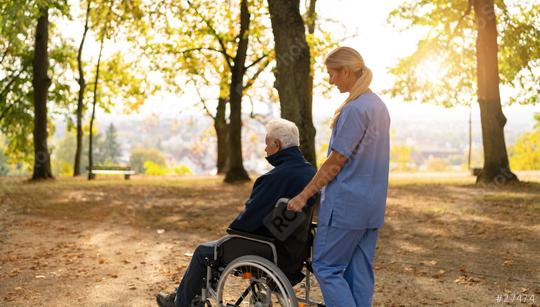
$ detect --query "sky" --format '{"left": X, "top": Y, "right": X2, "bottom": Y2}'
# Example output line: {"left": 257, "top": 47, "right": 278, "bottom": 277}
{"left": 77, "top": 0, "right": 537, "bottom": 131}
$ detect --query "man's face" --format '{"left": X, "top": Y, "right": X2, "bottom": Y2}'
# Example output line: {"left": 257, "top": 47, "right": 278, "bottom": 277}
{"left": 265, "top": 135, "right": 281, "bottom": 157}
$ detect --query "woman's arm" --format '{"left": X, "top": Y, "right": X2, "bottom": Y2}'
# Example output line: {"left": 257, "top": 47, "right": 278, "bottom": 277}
{"left": 288, "top": 150, "right": 348, "bottom": 211}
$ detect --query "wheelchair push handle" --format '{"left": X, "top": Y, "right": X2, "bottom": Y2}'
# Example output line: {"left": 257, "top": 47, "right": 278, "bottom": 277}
{"left": 263, "top": 198, "right": 307, "bottom": 241}
{"left": 275, "top": 197, "right": 290, "bottom": 208}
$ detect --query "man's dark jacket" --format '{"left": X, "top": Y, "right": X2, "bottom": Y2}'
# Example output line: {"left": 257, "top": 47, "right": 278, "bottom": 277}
{"left": 229, "top": 146, "right": 317, "bottom": 281}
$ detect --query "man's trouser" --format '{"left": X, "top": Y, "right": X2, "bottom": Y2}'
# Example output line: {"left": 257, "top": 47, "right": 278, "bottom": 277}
{"left": 175, "top": 241, "right": 216, "bottom": 307}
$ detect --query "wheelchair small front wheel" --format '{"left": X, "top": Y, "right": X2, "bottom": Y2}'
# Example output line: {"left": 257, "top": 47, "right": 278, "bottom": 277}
{"left": 216, "top": 255, "right": 297, "bottom": 307}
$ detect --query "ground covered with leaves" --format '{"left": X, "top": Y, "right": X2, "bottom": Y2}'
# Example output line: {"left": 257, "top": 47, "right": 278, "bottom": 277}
{"left": 0, "top": 174, "right": 539, "bottom": 306}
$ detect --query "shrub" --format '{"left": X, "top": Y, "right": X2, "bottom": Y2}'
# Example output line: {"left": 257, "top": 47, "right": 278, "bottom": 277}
{"left": 143, "top": 161, "right": 169, "bottom": 176}
{"left": 173, "top": 163, "right": 193, "bottom": 176}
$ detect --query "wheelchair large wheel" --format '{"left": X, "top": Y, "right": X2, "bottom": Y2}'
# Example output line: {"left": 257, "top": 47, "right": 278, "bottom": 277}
{"left": 216, "top": 255, "right": 298, "bottom": 307}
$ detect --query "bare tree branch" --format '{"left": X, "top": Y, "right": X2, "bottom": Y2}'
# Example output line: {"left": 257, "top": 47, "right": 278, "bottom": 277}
{"left": 306, "top": 0, "right": 316, "bottom": 34}
{"left": 244, "top": 53, "right": 267, "bottom": 70}
{"left": 414, "top": 1, "right": 473, "bottom": 57}
{"left": 170, "top": 46, "right": 229, "bottom": 57}
{"left": 191, "top": 78, "right": 216, "bottom": 120}
{"left": 0, "top": 98, "right": 23, "bottom": 122}
{"left": 0, "top": 45, "right": 10, "bottom": 65}
{"left": 186, "top": 0, "right": 234, "bottom": 69}
{"left": 443, "top": 0, "right": 473, "bottom": 46}
{"left": 244, "top": 57, "right": 271, "bottom": 91}
{"left": 247, "top": 95, "right": 270, "bottom": 124}
{"left": 0, "top": 104, "right": 14, "bottom": 122}
{"left": 0, "top": 68, "right": 25, "bottom": 98}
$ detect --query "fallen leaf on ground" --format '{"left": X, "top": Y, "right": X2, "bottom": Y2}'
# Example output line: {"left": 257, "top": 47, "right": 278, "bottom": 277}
{"left": 420, "top": 260, "right": 438, "bottom": 266}
{"left": 432, "top": 269, "right": 446, "bottom": 278}
{"left": 454, "top": 275, "right": 481, "bottom": 285}
{"left": 4, "top": 295, "right": 15, "bottom": 302}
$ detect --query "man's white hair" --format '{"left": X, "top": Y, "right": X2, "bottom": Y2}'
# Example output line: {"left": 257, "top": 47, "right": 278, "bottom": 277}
{"left": 265, "top": 118, "right": 300, "bottom": 149}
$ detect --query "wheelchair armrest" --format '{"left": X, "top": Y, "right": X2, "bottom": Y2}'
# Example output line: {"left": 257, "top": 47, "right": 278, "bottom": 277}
{"left": 226, "top": 228, "right": 274, "bottom": 243}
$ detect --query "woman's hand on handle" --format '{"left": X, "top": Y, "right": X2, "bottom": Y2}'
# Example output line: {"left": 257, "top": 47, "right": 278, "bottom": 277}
{"left": 287, "top": 194, "right": 308, "bottom": 212}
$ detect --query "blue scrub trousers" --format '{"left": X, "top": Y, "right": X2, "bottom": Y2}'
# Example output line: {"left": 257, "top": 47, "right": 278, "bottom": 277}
{"left": 312, "top": 226, "right": 379, "bottom": 307}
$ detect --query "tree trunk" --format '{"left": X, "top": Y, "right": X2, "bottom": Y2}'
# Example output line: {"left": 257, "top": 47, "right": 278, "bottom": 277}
{"left": 306, "top": 0, "right": 317, "bottom": 167}
{"left": 224, "top": 0, "right": 251, "bottom": 183}
{"left": 473, "top": 0, "right": 518, "bottom": 184}
{"left": 215, "top": 96, "right": 229, "bottom": 174}
{"left": 74, "top": 0, "right": 91, "bottom": 176}
{"left": 267, "top": 0, "right": 317, "bottom": 167}
{"left": 88, "top": 38, "right": 105, "bottom": 180}
{"left": 468, "top": 102, "right": 472, "bottom": 170}
{"left": 215, "top": 73, "right": 230, "bottom": 174}
{"left": 31, "top": 7, "right": 53, "bottom": 180}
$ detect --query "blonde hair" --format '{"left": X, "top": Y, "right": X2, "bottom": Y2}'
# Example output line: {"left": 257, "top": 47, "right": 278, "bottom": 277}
{"left": 325, "top": 47, "right": 372, "bottom": 127}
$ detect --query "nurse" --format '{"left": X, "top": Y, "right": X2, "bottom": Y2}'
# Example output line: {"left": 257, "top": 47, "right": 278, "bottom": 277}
{"left": 288, "top": 46, "right": 390, "bottom": 307}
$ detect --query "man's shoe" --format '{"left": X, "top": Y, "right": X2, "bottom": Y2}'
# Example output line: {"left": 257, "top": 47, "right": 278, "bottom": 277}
{"left": 156, "top": 291, "right": 176, "bottom": 307}
{"left": 190, "top": 295, "right": 205, "bottom": 307}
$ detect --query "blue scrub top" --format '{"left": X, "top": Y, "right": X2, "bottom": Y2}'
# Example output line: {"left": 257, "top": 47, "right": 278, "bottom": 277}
{"left": 319, "top": 92, "right": 391, "bottom": 230}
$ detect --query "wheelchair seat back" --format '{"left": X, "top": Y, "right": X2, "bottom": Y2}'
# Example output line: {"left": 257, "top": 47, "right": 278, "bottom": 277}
{"left": 217, "top": 230, "right": 277, "bottom": 266}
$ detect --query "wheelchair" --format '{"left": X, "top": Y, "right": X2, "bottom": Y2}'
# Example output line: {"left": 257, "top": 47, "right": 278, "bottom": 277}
{"left": 196, "top": 217, "right": 325, "bottom": 306}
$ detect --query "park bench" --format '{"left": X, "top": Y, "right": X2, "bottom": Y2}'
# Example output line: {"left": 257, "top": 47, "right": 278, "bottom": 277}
{"left": 87, "top": 165, "right": 135, "bottom": 180}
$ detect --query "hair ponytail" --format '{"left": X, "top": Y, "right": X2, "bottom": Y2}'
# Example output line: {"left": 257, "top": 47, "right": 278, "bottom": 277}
{"left": 325, "top": 47, "right": 372, "bottom": 128}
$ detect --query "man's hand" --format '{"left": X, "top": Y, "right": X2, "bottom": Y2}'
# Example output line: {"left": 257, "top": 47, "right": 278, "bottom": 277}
{"left": 287, "top": 194, "right": 307, "bottom": 212}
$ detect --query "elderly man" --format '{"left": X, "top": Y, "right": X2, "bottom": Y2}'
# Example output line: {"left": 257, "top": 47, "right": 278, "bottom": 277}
{"left": 157, "top": 118, "right": 317, "bottom": 307}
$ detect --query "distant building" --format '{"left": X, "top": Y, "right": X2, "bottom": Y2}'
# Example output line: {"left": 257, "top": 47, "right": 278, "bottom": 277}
{"left": 419, "top": 148, "right": 463, "bottom": 160}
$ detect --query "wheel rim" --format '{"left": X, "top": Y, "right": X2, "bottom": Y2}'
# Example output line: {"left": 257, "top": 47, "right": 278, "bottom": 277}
{"left": 216, "top": 257, "right": 295, "bottom": 307}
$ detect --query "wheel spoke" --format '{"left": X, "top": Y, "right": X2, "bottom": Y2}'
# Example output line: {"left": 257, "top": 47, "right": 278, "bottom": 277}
{"left": 234, "top": 281, "right": 255, "bottom": 306}
{"left": 217, "top": 256, "right": 297, "bottom": 307}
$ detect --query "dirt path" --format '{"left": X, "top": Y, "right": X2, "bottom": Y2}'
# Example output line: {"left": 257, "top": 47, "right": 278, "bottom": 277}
{"left": 0, "top": 176, "right": 539, "bottom": 306}
{"left": 1, "top": 209, "right": 200, "bottom": 306}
